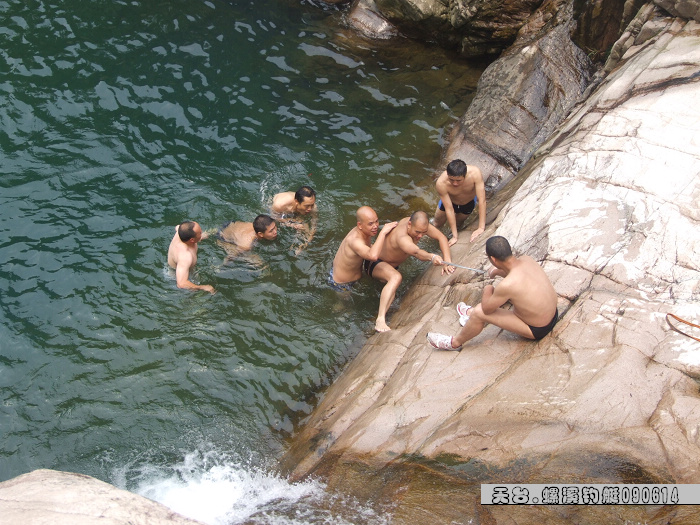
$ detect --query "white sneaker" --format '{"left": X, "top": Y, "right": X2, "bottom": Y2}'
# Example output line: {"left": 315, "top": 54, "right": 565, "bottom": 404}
{"left": 456, "top": 302, "right": 472, "bottom": 326}
{"left": 427, "top": 332, "right": 462, "bottom": 351}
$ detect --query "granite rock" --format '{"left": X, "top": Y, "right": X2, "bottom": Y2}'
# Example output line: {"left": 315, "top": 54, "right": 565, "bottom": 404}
{"left": 0, "top": 469, "right": 204, "bottom": 525}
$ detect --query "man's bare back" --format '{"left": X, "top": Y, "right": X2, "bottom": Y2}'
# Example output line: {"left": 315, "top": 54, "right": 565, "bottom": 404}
{"left": 490, "top": 255, "right": 558, "bottom": 327}
{"left": 219, "top": 221, "right": 257, "bottom": 251}
{"left": 427, "top": 236, "right": 559, "bottom": 350}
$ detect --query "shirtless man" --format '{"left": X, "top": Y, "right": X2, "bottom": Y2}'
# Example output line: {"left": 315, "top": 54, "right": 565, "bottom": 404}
{"left": 218, "top": 214, "right": 278, "bottom": 252}
{"left": 427, "top": 236, "right": 559, "bottom": 350}
{"left": 271, "top": 185, "right": 317, "bottom": 216}
{"left": 167, "top": 221, "right": 215, "bottom": 294}
{"left": 271, "top": 186, "right": 317, "bottom": 254}
{"left": 368, "top": 210, "right": 455, "bottom": 332}
{"left": 433, "top": 159, "right": 486, "bottom": 246}
{"left": 329, "top": 206, "right": 397, "bottom": 292}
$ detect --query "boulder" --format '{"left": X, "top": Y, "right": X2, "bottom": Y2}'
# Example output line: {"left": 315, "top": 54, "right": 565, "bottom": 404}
{"left": 347, "top": 0, "right": 399, "bottom": 39}
{"left": 0, "top": 469, "right": 203, "bottom": 525}
{"left": 281, "top": 9, "right": 700, "bottom": 524}
{"left": 654, "top": 0, "right": 700, "bottom": 21}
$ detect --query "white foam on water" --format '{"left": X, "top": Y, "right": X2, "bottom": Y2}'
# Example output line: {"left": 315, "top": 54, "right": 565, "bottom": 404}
{"left": 116, "top": 448, "right": 389, "bottom": 525}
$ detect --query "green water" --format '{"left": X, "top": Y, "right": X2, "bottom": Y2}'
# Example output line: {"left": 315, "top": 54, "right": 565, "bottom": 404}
{"left": 0, "top": 0, "right": 485, "bottom": 521}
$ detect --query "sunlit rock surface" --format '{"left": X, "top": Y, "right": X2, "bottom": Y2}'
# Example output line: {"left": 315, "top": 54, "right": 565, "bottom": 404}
{"left": 0, "top": 470, "right": 204, "bottom": 525}
{"left": 282, "top": 9, "right": 700, "bottom": 524}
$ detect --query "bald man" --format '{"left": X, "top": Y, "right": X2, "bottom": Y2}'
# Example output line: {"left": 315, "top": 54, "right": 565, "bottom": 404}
{"left": 329, "top": 206, "right": 397, "bottom": 292}
{"left": 367, "top": 210, "right": 454, "bottom": 332}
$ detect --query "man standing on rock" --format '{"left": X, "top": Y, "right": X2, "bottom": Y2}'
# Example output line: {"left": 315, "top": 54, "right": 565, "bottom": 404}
{"left": 368, "top": 210, "right": 454, "bottom": 332}
{"left": 167, "top": 221, "right": 215, "bottom": 294}
{"left": 433, "top": 159, "right": 486, "bottom": 246}
{"left": 428, "top": 236, "right": 558, "bottom": 350}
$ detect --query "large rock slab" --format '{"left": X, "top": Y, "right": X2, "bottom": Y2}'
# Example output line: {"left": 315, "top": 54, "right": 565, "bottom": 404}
{"left": 0, "top": 469, "right": 203, "bottom": 525}
{"left": 282, "top": 10, "right": 700, "bottom": 524}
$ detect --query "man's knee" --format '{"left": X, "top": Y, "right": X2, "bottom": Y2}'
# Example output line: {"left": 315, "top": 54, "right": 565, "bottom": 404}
{"left": 388, "top": 270, "right": 402, "bottom": 287}
{"left": 470, "top": 303, "right": 487, "bottom": 321}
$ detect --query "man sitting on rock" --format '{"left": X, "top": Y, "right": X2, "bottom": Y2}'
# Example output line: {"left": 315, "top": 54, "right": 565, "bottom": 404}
{"left": 427, "top": 236, "right": 558, "bottom": 350}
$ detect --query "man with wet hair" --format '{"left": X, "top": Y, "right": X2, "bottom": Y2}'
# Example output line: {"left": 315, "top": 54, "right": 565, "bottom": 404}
{"left": 433, "top": 158, "right": 486, "bottom": 246}
{"left": 427, "top": 235, "right": 559, "bottom": 350}
{"left": 271, "top": 185, "right": 317, "bottom": 254}
{"left": 368, "top": 210, "right": 454, "bottom": 332}
{"left": 167, "top": 221, "right": 215, "bottom": 294}
{"left": 271, "top": 185, "right": 317, "bottom": 216}
{"left": 329, "top": 206, "right": 397, "bottom": 292}
{"left": 218, "top": 214, "right": 278, "bottom": 253}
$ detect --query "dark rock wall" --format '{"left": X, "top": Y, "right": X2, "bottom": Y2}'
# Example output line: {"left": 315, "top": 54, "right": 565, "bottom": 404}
{"left": 370, "top": 0, "right": 546, "bottom": 56}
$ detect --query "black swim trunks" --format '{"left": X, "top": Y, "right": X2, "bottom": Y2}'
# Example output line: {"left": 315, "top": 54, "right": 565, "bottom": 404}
{"left": 528, "top": 309, "right": 559, "bottom": 340}
{"left": 438, "top": 198, "right": 476, "bottom": 216}
{"left": 362, "top": 258, "right": 398, "bottom": 278}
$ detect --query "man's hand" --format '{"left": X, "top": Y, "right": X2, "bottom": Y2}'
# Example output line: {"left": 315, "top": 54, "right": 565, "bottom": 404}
{"left": 431, "top": 254, "right": 444, "bottom": 266}
{"left": 200, "top": 284, "right": 216, "bottom": 294}
{"left": 448, "top": 234, "right": 458, "bottom": 247}
{"left": 381, "top": 221, "right": 398, "bottom": 235}
{"left": 469, "top": 228, "right": 484, "bottom": 242}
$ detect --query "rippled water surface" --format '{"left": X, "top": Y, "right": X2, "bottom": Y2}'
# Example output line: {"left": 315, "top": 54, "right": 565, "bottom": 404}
{"left": 0, "top": 0, "right": 485, "bottom": 521}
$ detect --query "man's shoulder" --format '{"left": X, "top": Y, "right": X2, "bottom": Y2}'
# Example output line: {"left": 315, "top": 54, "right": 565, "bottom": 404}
{"left": 435, "top": 171, "right": 450, "bottom": 190}
{"left": 271, "top": 191, "right": 293, "bottom": 207}
{"left": 509, "top": 256, "right": 545, "bottom": 279}
{"left": 467, "top": 165, "right": 484, "bottom": 181}
{"left": 172, "top": 243, "right": 195, "bottom": 263}
{"left": 346, "top": 229, "right": 370, "bottom": 249}
{"left": 342, "top": 226, "right": 360, "bottom": 243}
{"left": 519, "top": 254, "right": 540, "bottom": 266}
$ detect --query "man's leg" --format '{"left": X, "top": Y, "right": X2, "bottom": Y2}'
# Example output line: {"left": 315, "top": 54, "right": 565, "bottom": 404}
{"left": 453, "top": 211, "right": 471, "bottom": 230}
{"left": 371, "top": 263, "right": 402, "bottom": 332}
{"left": 453, "top": 304, "right": 534, "bottom": 346}
{"left": 432, "top": 206, "right": 447, "bottom": 228}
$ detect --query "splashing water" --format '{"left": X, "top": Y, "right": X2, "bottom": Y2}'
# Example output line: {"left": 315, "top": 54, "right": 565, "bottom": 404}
{"left": 113, "top": 448, "right": 389, "bottom": 524}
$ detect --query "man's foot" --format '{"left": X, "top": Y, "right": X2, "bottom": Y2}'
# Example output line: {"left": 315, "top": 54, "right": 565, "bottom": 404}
{"left": 427, "top": 332, "right": 462, "bottom": 351}
{"left": 456, "top": 302, "right": 472, "bottom": 326}
{"left": 375, "top": 320, "right": 392, "bottom": 332}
